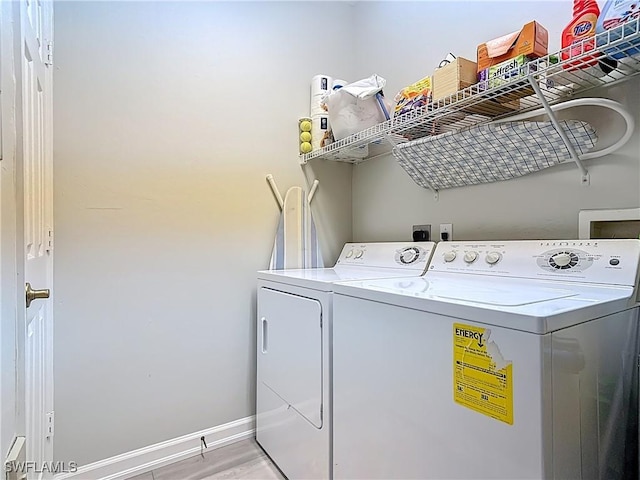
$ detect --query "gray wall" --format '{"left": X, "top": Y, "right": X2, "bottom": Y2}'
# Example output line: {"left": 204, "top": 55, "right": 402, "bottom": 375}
{"left": 53, "top": 1, "right": 354, "bottom": 466}
{"left": 351, "top": 1, "right": 640, "bottom": 241}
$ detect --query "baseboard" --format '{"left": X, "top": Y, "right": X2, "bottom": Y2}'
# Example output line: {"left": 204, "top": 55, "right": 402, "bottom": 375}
{"left": 54, "top": 415, "right": 255, "bottom": 480}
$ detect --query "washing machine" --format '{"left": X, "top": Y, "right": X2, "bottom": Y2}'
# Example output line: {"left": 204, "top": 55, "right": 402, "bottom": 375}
{"left": 332, "top": 239, "right": 640, "bottom": 480}
{"left": 256, "top": 241, "right": 436, "bottom": 479}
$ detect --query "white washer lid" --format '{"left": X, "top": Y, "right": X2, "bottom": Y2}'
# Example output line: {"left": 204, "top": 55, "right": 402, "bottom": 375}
{"left": 417, "top": 278, "right": 576, "bottom": 306}
{"left": 333, "top": 273, "right": 636, "bottom": 334}
{"left": 258, "top": 266, "right": 427, "bottom": 292}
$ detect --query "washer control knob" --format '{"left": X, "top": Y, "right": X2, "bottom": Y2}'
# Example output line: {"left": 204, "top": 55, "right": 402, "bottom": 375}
{"left": 345, "top": 249, "right": 354, "bottom": 259}
{"left": 443, "top": 251, "right": 457, "bottom": 262}
{"left": 354, "top": 249, "right": 364, "bottom": 259}
{"left": 463, "top": 251, "right": 478, "bottom": 264}
{"left": 553, "top": 253, "right": 572, "bottom": 267}
{"left": 399, "top": 247, "right": 420, "bottom": 264}
{"left": 485, "top": 251, "right": 502, "bottom": 265}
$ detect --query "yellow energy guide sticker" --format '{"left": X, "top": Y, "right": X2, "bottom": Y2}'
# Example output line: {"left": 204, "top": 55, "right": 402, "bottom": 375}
{"left": 453, "top": 323, "right": 513, "bottom": 425}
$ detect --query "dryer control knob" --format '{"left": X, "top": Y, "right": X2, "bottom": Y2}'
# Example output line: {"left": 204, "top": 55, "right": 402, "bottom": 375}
{"left": 485, "top": 252, "right": 502, "bottom": 265}
{"left": 354, "top": 249, "right": 364, "bottom": 259}
{"left": 553, "top": 253, "right": 572, "bottom": 267}
{"left": 443, "top": 251, "right": 457, "bottom": 262}
{"left": 399, "top": 247, "right": 420, "bottom": 264}
{"left": 345, "top": 249, "right": 354, "bottom": 258}
{"left": 463, "top": 251, "right": 478, "bottom": 264}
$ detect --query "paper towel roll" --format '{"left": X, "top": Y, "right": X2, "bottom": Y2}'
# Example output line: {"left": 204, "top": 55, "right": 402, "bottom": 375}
{"left": 311, "top": 114, "right": 330, "bottom": 151}
{"left": 311, "top": 74, "right": 333, "bottom": 97}
{"left": 310, "top": 74, "right": 333, "bottom": 118}
{"left": 310, "top": 91, "right": 327, "bottom": 111}
{"left": 310, "top": 102, "right": 327, "bottom": 118}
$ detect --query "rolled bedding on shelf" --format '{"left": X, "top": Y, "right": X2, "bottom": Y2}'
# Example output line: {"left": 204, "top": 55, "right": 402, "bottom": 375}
{"left": 392, "top": 120, "right": 597, "bottom": 190}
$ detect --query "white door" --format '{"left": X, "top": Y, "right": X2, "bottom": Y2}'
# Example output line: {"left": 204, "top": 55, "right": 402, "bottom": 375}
{"left": 0, "top": 0, "right": 20, "bottom": 466}
{"left": 19, "top": 0, "right": 54, "bottom": 477}
{"left": 258, "top": 288, "right": 323, "bottom": 427}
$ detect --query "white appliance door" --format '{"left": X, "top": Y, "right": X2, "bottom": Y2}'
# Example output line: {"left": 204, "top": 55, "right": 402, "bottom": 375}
{"left": 259, "top": 288, "right": 323, "bottom": 427}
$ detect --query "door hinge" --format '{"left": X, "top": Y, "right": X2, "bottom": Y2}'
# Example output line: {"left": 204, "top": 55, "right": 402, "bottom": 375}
{"left": 45, "top": 41, "right": 53, "bottom": 66}
{"left": 46, "top": 411, "right": 54, "bottom": 438}
{"left": 47, "top": 229, "right": 53, "bottom": 252}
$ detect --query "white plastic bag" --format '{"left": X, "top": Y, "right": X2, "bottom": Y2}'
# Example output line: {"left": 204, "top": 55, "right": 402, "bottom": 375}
{"left": 322, "top": 74, "right": 392, "bottom": 140}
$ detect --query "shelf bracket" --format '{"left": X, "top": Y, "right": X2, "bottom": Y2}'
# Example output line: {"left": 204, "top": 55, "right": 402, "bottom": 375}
{"left": 526, "top": 75, "right": 589, "bottom": 185}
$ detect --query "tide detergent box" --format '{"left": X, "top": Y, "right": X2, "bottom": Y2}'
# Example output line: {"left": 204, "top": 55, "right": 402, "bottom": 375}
{"left": 477, "top": 21, "right": 548, "bottom": 72}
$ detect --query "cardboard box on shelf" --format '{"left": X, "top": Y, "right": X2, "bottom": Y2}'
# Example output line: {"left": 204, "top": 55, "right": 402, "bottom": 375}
{"left": 477, "top": 55, "right": 558, "bottom": 104}
{"left": 432, "top": 57, "right": 478, "bottom": 101}
{"left": 479, "top": 55, "right": 532, "bottom": 89}
{"left": 477, "top": 21, "right": 548, "bottom": 72}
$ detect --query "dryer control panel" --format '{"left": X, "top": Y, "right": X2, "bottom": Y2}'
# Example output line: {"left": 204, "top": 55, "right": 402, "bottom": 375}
{"left": 335, "top": 242, "right": 435, "bottom": 272}
{"left": 429, "top": 239, "right": 640, "bottom": 286}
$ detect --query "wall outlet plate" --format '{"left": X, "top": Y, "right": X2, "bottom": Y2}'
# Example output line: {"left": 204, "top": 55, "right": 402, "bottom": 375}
{"left": 440, "top": 223, "right": 453, "bottom": 241}
{"left": 412, "top": 224, "right": 431, "bottom": 242}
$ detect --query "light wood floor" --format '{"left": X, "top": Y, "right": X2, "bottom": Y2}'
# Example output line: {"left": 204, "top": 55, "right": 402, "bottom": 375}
{"left": 126, "top": 439, "right": 286, "bottom": 480}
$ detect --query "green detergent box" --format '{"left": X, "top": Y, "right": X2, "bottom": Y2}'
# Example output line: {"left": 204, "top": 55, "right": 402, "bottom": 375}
{"left": 477, "top": 55, "right": 534, "bottom": 89}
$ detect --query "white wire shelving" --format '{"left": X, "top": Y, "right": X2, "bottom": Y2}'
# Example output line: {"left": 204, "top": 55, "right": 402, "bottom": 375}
{"left": 299, "top": 17, "right": 640, "bottom": 166}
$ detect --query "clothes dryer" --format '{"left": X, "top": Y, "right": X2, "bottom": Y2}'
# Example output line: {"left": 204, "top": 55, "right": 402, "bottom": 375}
{"left": 256, "top": 242, "right": 435, "bottom": 479}
{"left": 332, "top": 239, "right": 640, "bottom": 479}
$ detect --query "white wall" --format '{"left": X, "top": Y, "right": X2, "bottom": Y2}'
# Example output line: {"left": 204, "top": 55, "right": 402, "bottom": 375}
{"left": 53, "top": 1, "right": 355, "bottom": 466}
{"left": 351, "top": 1, "right": 640, "bottom": 241}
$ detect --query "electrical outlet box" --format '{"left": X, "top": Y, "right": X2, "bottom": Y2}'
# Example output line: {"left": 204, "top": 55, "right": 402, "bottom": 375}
{"left": 412, "top": 224, "right": 431, "bottom": 242}
{"left": 440, "top": 223, "right": 453, "bottom": 241}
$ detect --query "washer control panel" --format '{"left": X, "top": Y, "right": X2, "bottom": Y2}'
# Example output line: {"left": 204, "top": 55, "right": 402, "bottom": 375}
{"left": 537, "top": 248, "right": 591, "bottom": 273}
{"left": 429, "top": 240, "right": 640, "bottom": 286}
{"left": 335, "top": 242, "right": 435, "bottom": 272}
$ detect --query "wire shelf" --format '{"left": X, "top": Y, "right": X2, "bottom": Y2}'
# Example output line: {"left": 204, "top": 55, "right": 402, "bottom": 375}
{"left": 299, "top": 17, "right": 640, "bottom": 165}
